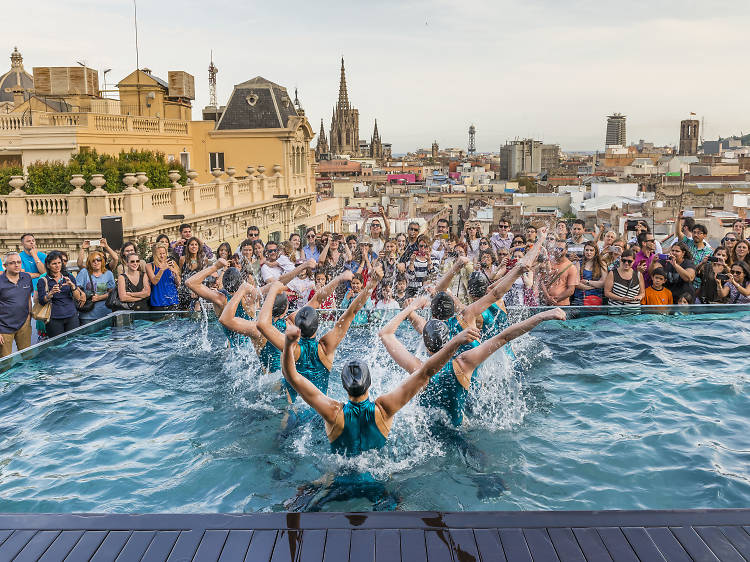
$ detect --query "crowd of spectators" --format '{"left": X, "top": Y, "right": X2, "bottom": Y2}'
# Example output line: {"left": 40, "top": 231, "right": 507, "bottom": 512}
{"left": 1, "top": 214, "right": 749, "bottom": 358}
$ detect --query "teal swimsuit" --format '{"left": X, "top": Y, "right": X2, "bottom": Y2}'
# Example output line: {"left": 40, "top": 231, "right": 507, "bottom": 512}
{"left": 330, "top": 399, "right": 387, "bottom": 456}
{"left": 284, "top": 336, "right": 331, "bottom": 403}
{"left": 220, "top": 294, "right": 252, "bottom": 348}
{"left": 445, "top": 315, "right": 479, "bottom": 356}
{"left": 420, "top": 360, "right": 469, "bottom": 426}
{"left": 480, "top": 304, "right": 516, "bottom": 360}
{"left": 258, "top": 318, "right": 287, "bottom": 372}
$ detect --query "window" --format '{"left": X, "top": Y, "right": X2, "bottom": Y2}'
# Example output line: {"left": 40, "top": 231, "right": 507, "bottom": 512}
{"left": 209, "top": 152, "right": 224, "bottom": 171}
{"left": 180, "top": 152, "right": 190, "bottom": 169}
{"left": 269, "top": 231, "right": 281, "bottom": 243}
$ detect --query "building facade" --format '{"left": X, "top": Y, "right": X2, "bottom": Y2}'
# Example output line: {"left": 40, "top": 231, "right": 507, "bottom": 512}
{"left": 606, "top": 113, "right": 627, "bottom": 147}
{"left": 679, "top": 119, "right": 699, "bottom": 156}
{"left": 499, "top": 139, "right": 561, "bottom": 179}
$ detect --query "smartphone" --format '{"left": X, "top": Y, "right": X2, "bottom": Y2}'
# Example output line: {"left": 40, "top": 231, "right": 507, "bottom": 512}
{"left": 707, "top": 256, "right": 720, "bottom": 263}
{"left": 657, "top": 253, "right": 670, "bottom": 260}
{"left": 58, "top": 277, "right": 67, "bottom": 286}
{"left": 609, "top": 246, "right": 622, "bottom": 253}
{"left": 440, "top": 233, "right": 450, "bottom": 240}
{"left": 88, "top": 239, "right": 100, "bottom": 247}
{"left": 507, "top": 258, "right": 518, "bottom": 269}
{"left": 716, "top": 273, "right": 729, "bottom": 281}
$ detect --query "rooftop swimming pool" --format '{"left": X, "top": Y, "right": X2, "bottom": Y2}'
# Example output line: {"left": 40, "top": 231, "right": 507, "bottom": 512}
{"left": 0, "top": 308, "right": 749, "bottom": 513}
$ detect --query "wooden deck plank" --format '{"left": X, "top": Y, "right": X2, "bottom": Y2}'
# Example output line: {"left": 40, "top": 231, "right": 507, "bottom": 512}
{"left": 374, "top": 529, "right": 400, "bottom": 562}
{"left": 424, "top": 530, "right": 454, "bottom": 562}
{"left": 572, "top": 528, "right": 613, "bottom": 562}
{"left": 245, "top": 530, "right": 279, "bottom": 562}
{"left": 192, "top": 529, "right": 229, "bottom": 562}
{"left": 621, "top": 527, "right": 667, "bottom": 561}
{"left": 547, "top": 528, "right": 586, "bottom": 562}
{"left": 114, "top": 530, "right": 156, "bottom": 562}
{"left": 166, "top": 530, "right": 204, "bottom": 562}
{"left": 400, "top": 529, "right": 427, "bottom": 562}
{"left": 141, "top": 530, "right": 180, "bottom": 562}
{"left": 90, "top": 531, "right": 132, "bottom": 562}
{"left": 668, "top": 527, "right": 720, "bottom": 562}
{"left": 643, "top": 527, "right": 692, "bottom": 562}
{"left": 595, "top": 527, "right": 639, "bottom": 562}
{"left": 218, "top": 530, "right": 253, "bottom": 562}
{"left": 270, "top": 530, "right": 303, "bottom": 562}
{"left": 449, "top": 529, "right": 480, "bottom": 562}
{"left": 0, "top": 530, "right": 13, "bottom": 548}
{"left": 63, "top": 530, "right": 108, "bottom": 561}
{"left": 13, "top": 530, "right": 60, "bottom": 562}
{"left": 718, "top": 526, "right": 750, "bottom": 558}
{"left": 350, "top": 530, "right": 375, "bottom": 561}
{"left": 694, "top": 526, "right": 746, "bottom": 562}
{"left": 321, "top": 529, "right": 349, "bottom": 562}
{"left": 38, "top": 531, "right": 84, "bottom": 562}
{"left": 523, "top": 528, "right": 560, "bottom": 562}
{"left": 498, "top": 529, "right": 532, "bottom": 562}
{"left": 297, "top": 530, "right": 326, "bottom": 562}
{"left": 474, "top": 529, "right": 507, "bottom": 562}
{"left": 0, "top": 530, "right": 37, "bottom": 561}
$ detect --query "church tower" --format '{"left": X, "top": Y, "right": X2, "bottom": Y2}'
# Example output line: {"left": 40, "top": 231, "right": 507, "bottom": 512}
{"left": 329, "top": 58, "right": 359, "bottom": 156}
{"left": 316, "top": 119, "right": 330, "bottom": 161}
{"left": 370, "top": 119, "right": 383, "bottom": 160}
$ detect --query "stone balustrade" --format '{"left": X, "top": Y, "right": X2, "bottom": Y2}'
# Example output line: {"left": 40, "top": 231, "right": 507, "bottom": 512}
{"left": 0, "top": 111, "right": 189, "bottom": 136}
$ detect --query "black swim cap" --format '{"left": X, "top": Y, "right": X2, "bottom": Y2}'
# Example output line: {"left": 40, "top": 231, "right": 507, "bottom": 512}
{"left": 431, "top": 291, "right": 455, "bottom": 320}
{"left": 423, "top": 319, "right": 449, "bottom": 354}
{"left": 341, "top": 359, "right": 371, "bottom": 397}
{"left": 272, "top": 293, "right": 288, "bottom": 318}
{"left": 467, "top": 271, "right": 489, "bottom": 298}
{"left": 223, "top": 267, "right": 242, "bottom": 294}
{"left": 294, "top": 306, "right": 319, "bottom": 338}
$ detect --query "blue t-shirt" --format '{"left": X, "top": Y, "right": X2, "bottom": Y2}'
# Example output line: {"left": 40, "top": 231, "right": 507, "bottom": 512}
{"left": 0, "top": 272, "right": 33, "bottom": 332}
{"left": 20, "top": 250, "right": 47, "bottom": 290}
{"left": 76, "top": 269, "right": 116, "bottom": 320}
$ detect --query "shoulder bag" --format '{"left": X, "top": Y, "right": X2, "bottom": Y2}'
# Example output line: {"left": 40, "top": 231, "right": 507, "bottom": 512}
{"left": 31, "top": 278, "right": 52, "bottom": 323}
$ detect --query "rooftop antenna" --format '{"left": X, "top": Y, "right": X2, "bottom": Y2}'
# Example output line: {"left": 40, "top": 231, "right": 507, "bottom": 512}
{"left": 133, "top": 0, "right": 141, "bottom": 115}
{"left": 208, "top": 50, "right": 218, "bottom": 109}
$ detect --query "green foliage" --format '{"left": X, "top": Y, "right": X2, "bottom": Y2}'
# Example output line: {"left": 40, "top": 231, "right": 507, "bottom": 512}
{"left": 5, "top": 149, "right": 187, "bottom": 194}
{"left": 516, "top": 176, "right": 538, "bottom": 193}
{"left": 136, "top": 236, "right": 151, "bottom": 260}
{"left": 0, "top": 164, "right": 23, "bottom": 195}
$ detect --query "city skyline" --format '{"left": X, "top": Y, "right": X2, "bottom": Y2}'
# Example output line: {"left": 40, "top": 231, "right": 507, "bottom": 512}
{"left": 7, "top": 0, "right": 750, "bottom": 153}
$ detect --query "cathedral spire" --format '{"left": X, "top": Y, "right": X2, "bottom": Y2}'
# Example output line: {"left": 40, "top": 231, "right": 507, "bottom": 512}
{"left": 372, "top": 119, "right": 380, "bottom": 141}
{"left": 337, "top": 57, "right": 349, "bottom": 108}
{"left": 318, "top": 119, "right": 327, "bottom": 143}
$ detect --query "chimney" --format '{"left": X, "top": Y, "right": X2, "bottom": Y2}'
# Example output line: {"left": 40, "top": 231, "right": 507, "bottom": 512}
{"left": 12, "top": 87, "right": 24, "bottom": 107}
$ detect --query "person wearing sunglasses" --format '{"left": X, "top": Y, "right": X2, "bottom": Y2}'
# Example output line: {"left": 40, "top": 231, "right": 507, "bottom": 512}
{"left": 260, "top": 242, "right": 295, "bottom": 285}
{"left": 604, "top": 249, "right": 644, "bottom": 315}
{"left": 722, "top": 234, "right": 738, "bottom": 262}
{"left": 399, "top": 222, "right": 422, "bottom": 263}
{"left": 117, "top": 253, "right": 151, "bottom": 311}
{"left": 303, "top": 228, "right": 320, "bottom": 262}
{"left": 490, "top": 219, "right": 513, "bottom": 252}
{"left": 717, "top": 261, "right": 750, "bottom": 304}
{"left": 75, "top": 250, "right": 115, "bottom": 324}
{"left": 0, "top": 252, "right": 34, "bottom": 357}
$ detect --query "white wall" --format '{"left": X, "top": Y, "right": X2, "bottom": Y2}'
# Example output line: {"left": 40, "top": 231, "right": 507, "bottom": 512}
{"left": 590, "top": 182, "right": 638, "bottom": 198}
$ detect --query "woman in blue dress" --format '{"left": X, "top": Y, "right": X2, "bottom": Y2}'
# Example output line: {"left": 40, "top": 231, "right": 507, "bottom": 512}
{"left": 146, "top": 243, "right": 181, "bottom": 311}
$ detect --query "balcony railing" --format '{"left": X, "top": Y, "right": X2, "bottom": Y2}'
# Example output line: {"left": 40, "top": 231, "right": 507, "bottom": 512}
{"left": 0, "top": 111, "right": 189, "bottom": 136}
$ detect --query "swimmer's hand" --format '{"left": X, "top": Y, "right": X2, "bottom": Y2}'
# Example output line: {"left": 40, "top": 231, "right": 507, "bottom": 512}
{"left": 237, "top": 281, "right": 254, "bottom": 294}
{"left": 285, "top": 324, "right": 301, "bottom": 343}
{"left": 410, "top": 295, "right": 430, "bottom": 310}
{"left": 544, "top": 307, "right": 566, "bottom": 321}
{"left": 305, "top": 258, "right": 317, "bottom": 270}
{"left": 457, "top": 256, "right": 469, "bottom": 267}
{"left": 339, "top": 270, "right": 354, "bottom": 282}
{"left": 269, "top": 280, "right": 287, "bottom": 293}
{"left": 457, "top": 326, "right": 481, "bottom": 345}
{"left": 214, "top": 257, "right": 229, "bottom": 270}
{"left": 372, "top": 264, "right": 384, "bottom": 281}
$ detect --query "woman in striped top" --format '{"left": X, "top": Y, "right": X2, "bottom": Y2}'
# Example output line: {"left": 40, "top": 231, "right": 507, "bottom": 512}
{"left": 604, "top": 249, "right": 645, "bottom": 315}
{"left": 406, "top": 235, "right": 435, "bottom": 298}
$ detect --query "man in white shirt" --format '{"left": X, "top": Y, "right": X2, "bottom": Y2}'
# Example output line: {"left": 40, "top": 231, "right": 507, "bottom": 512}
{"left": 260, "top": 241, "right": 294, "bottom": 284}
{"left": 368, "top": 207, "right": 390, "bottom": 255}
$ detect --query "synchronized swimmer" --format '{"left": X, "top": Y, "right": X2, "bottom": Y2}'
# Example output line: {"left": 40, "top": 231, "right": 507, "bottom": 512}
{"left": 183, "top": 226, "right": 567, "bottom": 457}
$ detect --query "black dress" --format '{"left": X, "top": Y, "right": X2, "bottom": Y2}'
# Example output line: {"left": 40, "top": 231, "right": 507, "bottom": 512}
{"left": 124, "top": 271, "right": 150, "bottom": 311}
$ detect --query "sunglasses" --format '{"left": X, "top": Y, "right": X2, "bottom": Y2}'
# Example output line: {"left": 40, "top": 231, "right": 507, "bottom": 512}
{"left": 731, "top": 270, "right": 743, "bottom": 275}
{"left": 498, "top": 225, "right": 509, "bottom": 229}
{"left": 621, "top": 259, "right": 634, "bottom": 264}
{"left": 92, "top": 258, "right": 103, "bottom": 262}
{"left": 409, "top": 228, "right": 419, "bottom": 232}
{"left": 725, "top": 238, "right": 737, "bottom": 242}
{"left": 266, "top": 248, "right": 278, "bottom": 254}
{"left": 480, "top": 241, "right": 489, "bottom": 245}
{"left": 418, "top": 244, "right": 428, "bottom": 249}
{"left": 129, "top": 259, "right": 140, "bottom": 264}
{"left": 371, "top": 224, "right": 381, "bottom": 228}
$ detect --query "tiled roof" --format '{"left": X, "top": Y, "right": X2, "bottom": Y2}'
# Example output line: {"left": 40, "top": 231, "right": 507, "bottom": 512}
{"left": 216, "top": 77, "right": 298, "bottom": 130}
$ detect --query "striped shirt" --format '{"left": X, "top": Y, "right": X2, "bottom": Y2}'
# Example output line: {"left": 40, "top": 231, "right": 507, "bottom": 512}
{"left": 609, "top": 268, "right": 641, "bottom": 315}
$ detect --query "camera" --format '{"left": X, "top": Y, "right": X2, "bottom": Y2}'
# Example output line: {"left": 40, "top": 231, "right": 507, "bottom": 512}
{"left": 716, "top": 273, "right": 729, "bottom": 281}
{"left": 707, "top": 256, "right": 720, "bottom": 263}
{"left": 657, "top": 253, "right": 670, "bottom": 260}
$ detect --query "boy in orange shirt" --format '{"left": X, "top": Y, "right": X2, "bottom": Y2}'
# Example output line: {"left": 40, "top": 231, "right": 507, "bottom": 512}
{"left": 642, "top": 268, "right": 673, "bottom": 306}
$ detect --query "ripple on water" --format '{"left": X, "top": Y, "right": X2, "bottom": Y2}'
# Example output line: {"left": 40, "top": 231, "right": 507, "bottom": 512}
{"left": 0, "top": 311, "right": 749, "bottom": 512}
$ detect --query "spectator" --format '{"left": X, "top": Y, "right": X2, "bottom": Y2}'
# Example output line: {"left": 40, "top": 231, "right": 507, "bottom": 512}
{"left": 524, "top": 224, "right": 538, "bottom": 244}
{"left": 309, "top": 270, "right": 336, "bottom": 314}
{"left": 628, "top": 221, "right": 663, "bottom": 254}
{"left": 566, "top": 219, "right": 589, "bottom": 255}
{"left": 286, "top": 262, "right": 315, "bottom": 311}
{"left": 76, "top": 251, "right": 115, "bottom": 324}
{"left": 368, "top": 207, "right": 391, "bottom": 254}
{"left": 147, "top": 243, "right": 181, "bottom": 311}
{"left": 303, "top": 228, "right": 320, "bottom": 261}
{"left": 464, "top": 222, "right": 482, "bottom": 259}
{"left": 684, "top": 223, "right": 712, "bottom": 275}
{"left": 395, "top": 233, "right": 407, "bottom": 259}
{"left": 179, "top": 237, "right": 208, "bottom": 309}
{"left": 504, "top": 247, "right": 536, "bottom": 307}
{"left": 393, "top": 275, "right": 408, "bottom": 307}
{"left": 76, "top": 238, "right": 119, "bottom": 272}
{"left": 340, "top": 273, "right": 373, "bottom": 326}
{"left": 555, "top": 220, "right": 569, "bottom": 241}
{"left": 117, "top": 252, "right": 151, "bottom": 310}
{"left": 604, "top": 249, "right": 644, "bottom": 315}
{"left": 672, "top": 214, "right": 695, "bottom": 247}
{"left": 641, "top": 268, "right": 673, "bottom": 306}
{"left": 696, "top": 246, "right": 729, "bottom": 304}
{"left": 573, "top": 242, "right": 606, "bottom": 306}
{"left": 596, "top": 228, "right": 618, "bottom": 253}
{"left": 401, "top": 222, "right": 422, "bottom": 263}
{"left": 375, "top": 283, "right": 400, "bottom": 311}
{"left": 718, "top": 261, "right": 750, "bottom": 304}
{"left": 490, "top": 219, "right": 513, "bottom": 252}
{"left": 289, "top": 233, "right": 303, "bottom": 263}
{"left": 661, "top": 241, "right": 696, "bottom": 298}
{"left": 633, "top": 232, "right": 659, "bottom": 288}
{"left": 603, "top": 240, "right": 626, "bottom": 271}
{"left": 115, "top": 242, "right": 144, "bottom": 276}
{"left": 721, "top": 234, "right": 738, "bottom": 263}
{"left": 405, "top": 235, "right": 434, "bottom": 297}
{"left": 730, "top": 240, "right": 750, "bottom": 266}
{"left": 512, "top": 234, "right": 526, "bottom": 248}
{"left": 478, "top": 237, "right": 494, "bottom": 262}
{"left": 0, "top": 252, "right": 33, "bottom": 357}
{"left": 260, "top": 241, "right": 294, "bottom": 284}
{"left": 731, "top": 218, "right": 746, "bottom": 241}
{"left": 19, "top": 234, "right": 47, "bottom": 288}
{"left": 477, "top": 250, "right": 496, "bottom": 280}
{"left": 541, "top": 240, "right": 579, "bottom": 306}
{"left": 36, "top": 251, "right": 85, "bottom": 337}
{"left": 430, "top": 218, "right": 450, "bottom": 266}
{"left": 234, "top": 225, "right": 260, "bottom": 254}
{"left": 171, "top": 224, "right": 214, "bottom": 259}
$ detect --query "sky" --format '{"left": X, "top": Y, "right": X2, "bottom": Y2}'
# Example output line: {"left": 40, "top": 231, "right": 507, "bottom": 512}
{"left": 6, "top": 0, "right": 750, "bottom": 153}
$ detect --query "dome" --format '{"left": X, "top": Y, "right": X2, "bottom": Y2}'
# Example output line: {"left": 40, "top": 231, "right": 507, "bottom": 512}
{"left": 0, "top": 47, "right": 34, "bottom": 103}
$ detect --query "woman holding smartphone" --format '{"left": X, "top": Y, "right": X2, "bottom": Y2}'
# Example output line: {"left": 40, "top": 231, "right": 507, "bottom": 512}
{"left": 36, "top": 251, "right": 86, "bottom": 337}
{"left": 147, "top": 242, "right": 181, "bottom": 311}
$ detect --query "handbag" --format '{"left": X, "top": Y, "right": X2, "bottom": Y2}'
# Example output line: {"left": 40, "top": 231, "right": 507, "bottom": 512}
{"left": 106, "top": 287, "right": 129, "bottom": 311}
{"left": 31, "top": 278, "right": 52, "bottom": 323}
{"left": 74, "top": 270, "right": 96, "bottom": 313}
{"left": 583, "top": 294, "right": 603, "bottom": 306}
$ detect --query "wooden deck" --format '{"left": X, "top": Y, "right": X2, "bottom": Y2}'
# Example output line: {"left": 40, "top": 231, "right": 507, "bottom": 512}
{"left": 0, "top": 510, "right": 749, "bottom": 561}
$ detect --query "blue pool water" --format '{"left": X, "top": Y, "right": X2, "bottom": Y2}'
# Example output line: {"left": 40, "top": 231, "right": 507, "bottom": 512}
{"left": 0, "top": 311, "right": 749, "bottom": 513}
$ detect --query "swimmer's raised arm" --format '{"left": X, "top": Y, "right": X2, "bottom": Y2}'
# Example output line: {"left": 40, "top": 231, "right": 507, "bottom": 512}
{"left": 456, "top": 308, "right": 565, "bottom": 375}
{"left": 378, "top": 296, "right": 428, "bottom": 373}
{"left": 306, "top": 270, "right": 354, "bottom": 310}
{"left": 278, "top": 259, "right": 317, "bottom": 287}
{"left": 186, "top": 258, "right": 230, "bottom": 311}
{"left": 377, "top": 327, "right": 480, "bottom": 420}
{"left": 257, "top": 281, "right": 288, "bottom": 352}
{"left": 218, "top": 282, "right": 262, "bottom": 339}
{"left": 282, "top": 324, "right": 340, "bottom": 424}
{"left": 433, "top": 256, "right": 469, "bottom": 293}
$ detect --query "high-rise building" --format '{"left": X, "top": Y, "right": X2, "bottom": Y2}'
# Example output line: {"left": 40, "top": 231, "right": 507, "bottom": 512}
{"left": 329, "top": 58, "right": 359, "bottom": 156}
{"left": 605, "top": 113, "right": 627, "bottom": 147}
{"left": 499, "top": 139, "right": 560, "bottom": 179}
{"left": 679, "top": 119, "right": 699, "bottom": 156}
